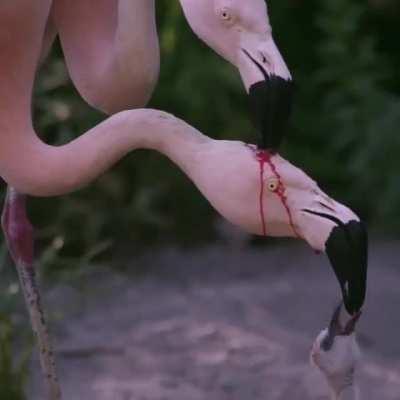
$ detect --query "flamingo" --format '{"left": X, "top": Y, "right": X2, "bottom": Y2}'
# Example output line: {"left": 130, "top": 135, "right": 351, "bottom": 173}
{"left": 311, "top": 303, "right": 362, "bottom": 400}
{"left": 0, "top": 1, "right": 368, "bottom": 399}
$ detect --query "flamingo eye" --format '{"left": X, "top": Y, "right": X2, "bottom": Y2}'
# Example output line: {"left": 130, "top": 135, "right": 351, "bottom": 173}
{"left": 267, "top": 178, "right": 279, "bottom": 192}
{"left": 219, "top": 7, "right": 234, "bottom": 23}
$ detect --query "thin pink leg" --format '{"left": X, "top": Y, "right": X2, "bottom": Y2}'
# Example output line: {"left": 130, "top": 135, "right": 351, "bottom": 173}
{"left": 2, "top": 187, "right": 62, "bottom": 400}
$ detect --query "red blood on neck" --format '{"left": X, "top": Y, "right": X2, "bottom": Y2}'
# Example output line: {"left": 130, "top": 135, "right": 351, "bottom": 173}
{"left": 248, "top": 146, "right": 300, "bottom": 238}
{"left": 255, "top": 150, "right": 269, "bottom": 236}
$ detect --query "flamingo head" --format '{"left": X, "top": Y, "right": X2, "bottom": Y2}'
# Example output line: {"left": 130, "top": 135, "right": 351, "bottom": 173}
{"left": 310, "top": 303, "right": 361, "bottom": 395}
{"left": 179, "top": 0, "right": 292, "bottom": 149}
{"left": 194, "top": 145, "right": 368, "bottom": 314}
{"left": 255, "top": 152, "right": 368, "bottom": 315}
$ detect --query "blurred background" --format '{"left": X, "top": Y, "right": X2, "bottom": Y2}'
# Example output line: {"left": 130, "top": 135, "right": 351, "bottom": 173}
{"left": 1, "top": 0, "right": 400, "bottom": 398}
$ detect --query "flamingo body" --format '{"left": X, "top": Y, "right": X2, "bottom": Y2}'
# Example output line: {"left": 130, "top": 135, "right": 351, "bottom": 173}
{"left": 0, "top": 1, "right": 368, "bottom": 399}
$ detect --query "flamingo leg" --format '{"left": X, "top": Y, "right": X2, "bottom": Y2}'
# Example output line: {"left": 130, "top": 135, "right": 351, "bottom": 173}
{"left": 1, "top": 186, "right": 62, "bottom": 400}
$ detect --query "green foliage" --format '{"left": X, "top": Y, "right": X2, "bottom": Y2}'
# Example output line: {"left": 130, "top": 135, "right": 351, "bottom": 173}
{"left": 0, "top": 315, "right": 30, "bottom": 400}
{"left": 289, "top": 0, "right": 400, "bottom": 230}
{"left": 0, "top": 246, "right": 31, "bottom": 400}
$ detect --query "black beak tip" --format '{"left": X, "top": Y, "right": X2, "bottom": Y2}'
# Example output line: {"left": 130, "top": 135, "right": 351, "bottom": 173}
{"left": 243, "top": 49, "right": 294, "bottom": 151}
{"left": 321, "top": 301, "right": 362, "bottom": 351}
{"left": 248, "top": 77, "right": 294, "bottom": 151}
{"left": 325, "top": 220, "right": 368, "bottom": 315}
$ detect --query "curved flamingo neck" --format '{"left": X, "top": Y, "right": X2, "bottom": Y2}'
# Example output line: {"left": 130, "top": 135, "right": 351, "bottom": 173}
{"left": 0, "top": 2, "right": 208, "bottom": 196}
{"left": 0, "top": 109, "right": 207, "bottom": 197}
{"left": 53, "top": 0, "right": 160, "bottom": 113}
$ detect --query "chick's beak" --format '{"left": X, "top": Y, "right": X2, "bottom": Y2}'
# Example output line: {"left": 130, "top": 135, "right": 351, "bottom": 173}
{"left": 321, "top": 303, "right": 362, "bottom": 351}
{"left": 300, "top": 204, "right": 368, "bottom": 315}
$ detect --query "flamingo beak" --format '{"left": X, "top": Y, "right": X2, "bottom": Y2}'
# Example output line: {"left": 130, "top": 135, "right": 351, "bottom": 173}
{"left": 325, "top": 220, "right": 368, "bottom": 315}
{"left": 238, "top": 38, "right": 293, "bottom": 150}
{"left": 238, "top": 36, "right": 292, "bottom": 90}
{"left": 301, "top": 208, "right": 369, "bottom": 315}
{"left": 321, "top": 303, "right": 362, "bottom": 351}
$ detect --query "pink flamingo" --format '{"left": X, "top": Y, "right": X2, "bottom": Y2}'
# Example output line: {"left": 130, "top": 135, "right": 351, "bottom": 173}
{"left": 0, "top": 1, "right": 367, "bottom": 398}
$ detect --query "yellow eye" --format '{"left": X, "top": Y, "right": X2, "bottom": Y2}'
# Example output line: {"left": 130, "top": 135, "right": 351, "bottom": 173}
{"left": 267, "top": 178, "right": 279, "bottom": 192}
{"left": 219, "top": 7, "right": 233, "bottom": 22}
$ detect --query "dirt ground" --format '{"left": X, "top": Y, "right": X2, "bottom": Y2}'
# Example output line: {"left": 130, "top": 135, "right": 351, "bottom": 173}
{"left": 29, "top": 238, "right": 400, "bottom": 400}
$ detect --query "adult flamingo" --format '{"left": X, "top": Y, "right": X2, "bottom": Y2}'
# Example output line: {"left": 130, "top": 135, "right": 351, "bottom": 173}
{"left": 0, "top": 1, "right": 367, "bottom": 399}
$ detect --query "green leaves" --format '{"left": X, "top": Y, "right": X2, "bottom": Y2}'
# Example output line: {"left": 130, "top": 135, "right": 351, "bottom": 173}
{"left": 0, "top": 315, "right": 31, "bottom": 399}
{"left": 303, "top": 0, "right": 400, "bottom": 227}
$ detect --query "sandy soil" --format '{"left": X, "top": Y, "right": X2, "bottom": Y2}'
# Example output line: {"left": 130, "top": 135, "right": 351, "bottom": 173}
{"left": 29, "top": 239, "right": 400, "bottom": 400}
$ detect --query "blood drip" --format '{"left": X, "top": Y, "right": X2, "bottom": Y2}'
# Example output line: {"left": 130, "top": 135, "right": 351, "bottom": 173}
{"left": 255, "top": 151, "right": 268, "bottom": 236}
{"left": 247, "top": 145, "right": 300, "bottom": 238}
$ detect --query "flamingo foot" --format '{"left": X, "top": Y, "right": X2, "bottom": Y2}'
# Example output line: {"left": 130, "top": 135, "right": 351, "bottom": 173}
{"left": 2, "top": 187, "right": 62, "bottom": 400}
